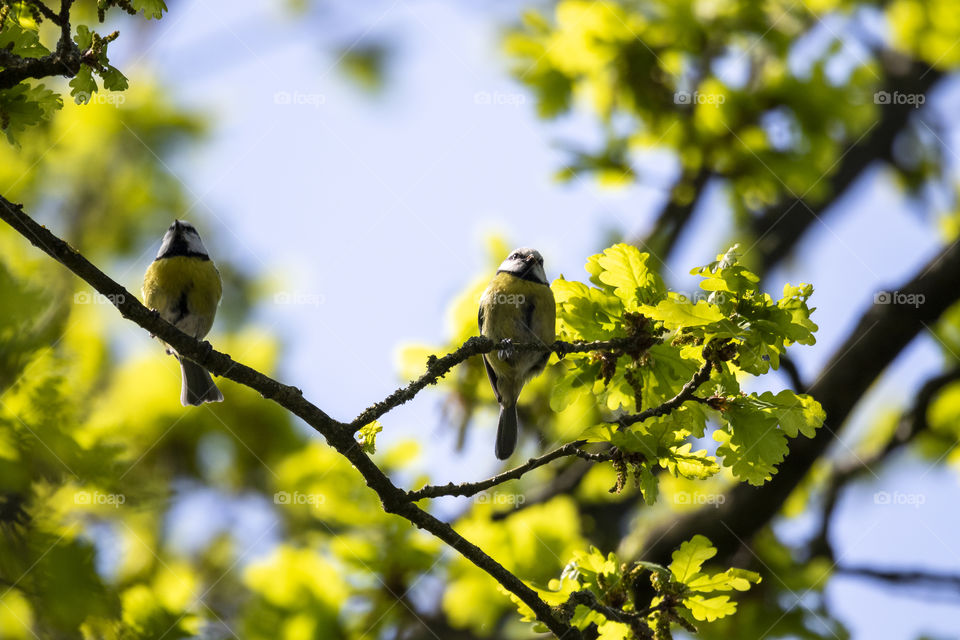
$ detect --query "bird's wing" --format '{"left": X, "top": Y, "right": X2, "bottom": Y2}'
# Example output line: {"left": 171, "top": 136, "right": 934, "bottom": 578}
{"left": 482, "top": 355, "right": 501, "bottom": 404}
{"left": 478, "top": 304, "right": 502, "bottom": 403}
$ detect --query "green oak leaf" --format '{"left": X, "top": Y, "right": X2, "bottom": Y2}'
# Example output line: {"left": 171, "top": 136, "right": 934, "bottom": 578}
{"left": 649, "top": 296, "right": 725, "bottom": 330}
{"left": 131, "top": 0, "right": 168, "bottom": 19}
{"left": 0, "top": 84, "right": 62, "bottom": 145}
{"left": 662, "top": 443, "right": 720, "bottom": 480}
{"left": 595, "top": 243, "right": 664, "bottom": 309}
{"left": 686, "top": 567, "right": 761, "bottom": 592}
{"left": 669, "top": 534, "right": 716, "bottom": 583}
{"left": 69, "top": 66, "right": 98, "bottom": 104}
{"left": 715, "top": 405, "right": 787, "bottom": 486}
{"left": 683, "top": 594, "right": 737, "bottom": 621}
{"left": 0, "top": 17, "right": 50, "bottom": 58}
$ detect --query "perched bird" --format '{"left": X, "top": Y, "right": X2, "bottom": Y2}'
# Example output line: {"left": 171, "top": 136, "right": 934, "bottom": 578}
{"left": 142, "top": 220, "right": 224, "bottom": 406}
{"left": 478, "top": 248, "right": 556, "bottom": 459}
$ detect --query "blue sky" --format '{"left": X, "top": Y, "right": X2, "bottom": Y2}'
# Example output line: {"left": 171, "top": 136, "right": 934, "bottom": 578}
{"left": 106, "top": 1, "right": 960, "bottom": 637}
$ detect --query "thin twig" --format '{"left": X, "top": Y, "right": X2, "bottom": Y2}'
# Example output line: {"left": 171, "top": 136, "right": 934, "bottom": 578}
{"left": 350, "top": 335, "right": 658, "bottom": 431}
{"left": 408, "top": 348, "right": 718, "bottom": 501}
{"left": 407, "top": 440, "right": 614, "bottom": 501}
{"left": 25, "top": 0, "right": 62, "bottom": 25}
{"left": 616, "top": 359, "right": 714, "bottom": 428}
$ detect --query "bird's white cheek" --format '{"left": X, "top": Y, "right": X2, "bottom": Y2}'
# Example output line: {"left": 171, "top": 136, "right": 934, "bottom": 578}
{"left": 185, "top": 233, "right": 209, "bottom": 256}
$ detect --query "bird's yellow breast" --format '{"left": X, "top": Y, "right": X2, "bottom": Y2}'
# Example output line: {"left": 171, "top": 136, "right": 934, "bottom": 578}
{"left": 142, "top": 256, "right": 222, "bottom": 328}
{"left": 479, "top": 272, "right": 556, "bottom": 342}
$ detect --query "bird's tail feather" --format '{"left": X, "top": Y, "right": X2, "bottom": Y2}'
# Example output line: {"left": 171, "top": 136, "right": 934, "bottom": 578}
{"left": 495, "top": 404, "right": 518, "bottom": 460}
{"left": 179, "top": 357, "right": 223, "bottom": 406}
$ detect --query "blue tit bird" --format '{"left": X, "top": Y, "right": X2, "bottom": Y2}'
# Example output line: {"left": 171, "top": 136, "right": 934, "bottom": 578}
{"left": 478, "top": 247, "right": 556, "bottom": 459}
{"left": 142, "top": 220, "right": 224, "bottom": 406}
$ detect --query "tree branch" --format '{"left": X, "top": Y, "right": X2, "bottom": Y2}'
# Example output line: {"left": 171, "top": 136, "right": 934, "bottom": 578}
{"left": 0, "top": 0, "right": 87, "bottom": 91}
{"left": 407, "top": 440, "right": 615, "bottom": 501}
{"left": 616, "top": 358, "right": 714, "bottom": 428}
{"left": 0, "top": 196, "right": 585, "bottom": 639}
{"left": 491, "top": 457, "right": 594, "bottom": 521}
{"left": 836, "top": 566, "right": 960, "bottom": 593}
{"left": 560, "top": 590, "right": 677, "bottom": 639}
{"left": 24, "top": 0, "right": 63, "bottom": 25}
{"left": 350, "top": 334, "right": 659, "bottom": 432}
{"left": 409, "top": 353, "right": 717, "bottom": 502}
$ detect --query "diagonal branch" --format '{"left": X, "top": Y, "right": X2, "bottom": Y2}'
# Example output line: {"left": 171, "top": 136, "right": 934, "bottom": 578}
{"left": 351, "top": 334, "right": 659, "bottom": 431}
{"left": 0, "top": 196, "right": 585, "bottom": 640}
{"left": 616, "top": 358, "right": 714, "bottom": 428}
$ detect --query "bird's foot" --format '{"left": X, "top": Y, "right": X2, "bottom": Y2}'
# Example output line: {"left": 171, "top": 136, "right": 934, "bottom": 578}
{"left": 497, "top": 338, "right": 515, "bottom": 362}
